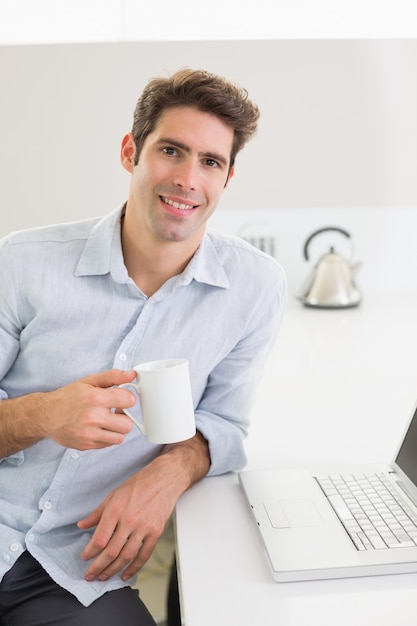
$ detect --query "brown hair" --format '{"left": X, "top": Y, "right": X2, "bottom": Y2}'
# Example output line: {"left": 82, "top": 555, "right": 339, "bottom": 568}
{"left": 131, "top": 68, "right": 260, "bottom": 170}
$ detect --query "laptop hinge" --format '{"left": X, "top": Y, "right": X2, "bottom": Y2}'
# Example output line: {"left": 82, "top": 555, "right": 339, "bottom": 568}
{"left": 392, "top": 477, "right": 417, "bottom": 508}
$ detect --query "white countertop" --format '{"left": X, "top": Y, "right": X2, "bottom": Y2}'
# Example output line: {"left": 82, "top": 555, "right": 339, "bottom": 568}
{"left": 245, "top": 291, "right": 417, "bottom": 470}
{"left": 175, "top": 292, "right": 417, "bottom": 626}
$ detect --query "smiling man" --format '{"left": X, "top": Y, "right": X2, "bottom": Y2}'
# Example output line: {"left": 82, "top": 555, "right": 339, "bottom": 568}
{"left": 120, "top": 105, "right": 235, "bottom": 294}
{"left": 0, "top": 68, "right": 287, "bottom": 625}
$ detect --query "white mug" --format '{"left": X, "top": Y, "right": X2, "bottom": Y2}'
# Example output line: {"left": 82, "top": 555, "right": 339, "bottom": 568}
{"left": 119, "top": 358, "right": 196, "bottom": 444}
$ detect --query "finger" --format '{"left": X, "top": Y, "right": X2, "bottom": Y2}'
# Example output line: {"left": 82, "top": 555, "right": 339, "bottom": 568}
{"left": 81, "top": 369, "right": 136, "bottom": 389}
{"left": 72, "top": 415, "right": 133, "bottom": 450}
{"left": 121, "top": 537, "right": 156, "bottom": 581}
{"left": 97, "top": 535, "right": 145, "bottom": 581}
{"left": 106, "top": 388, "right": 137, "bottom": 412}
{"left": 80, "top": 515, "right": 115, "bottom": 563}
{"left": 84, "top": 531, "right": 141, "bottom": 581}
{"left": 86, "top": 383, "right": 137, "bottom": 414}
{"left": 98, "top": 532, "right": 154, "bottom": 582}
{"left": 78, "top": 508, "right": 101, "bottom": 531}
{"left": 100, "top": 411, "right": 133, "bottom": 434}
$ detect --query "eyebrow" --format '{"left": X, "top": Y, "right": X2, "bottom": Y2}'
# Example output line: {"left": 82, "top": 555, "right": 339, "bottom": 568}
{"left": 157, "top": 137, "right": 230, "bottom": 168}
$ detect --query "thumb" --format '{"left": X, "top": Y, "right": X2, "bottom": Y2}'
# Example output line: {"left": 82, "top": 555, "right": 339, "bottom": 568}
{"left": 80, "top": 369, "right": 136, "bottom": 389}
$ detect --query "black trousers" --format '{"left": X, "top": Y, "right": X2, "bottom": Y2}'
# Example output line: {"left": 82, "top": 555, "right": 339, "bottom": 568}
{"left": 0, "top": 551, "right": 156, "bottom": 626}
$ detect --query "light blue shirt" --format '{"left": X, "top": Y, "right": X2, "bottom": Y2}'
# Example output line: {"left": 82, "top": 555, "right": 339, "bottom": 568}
{"left": 0, "top": 205, "right": 286, "bottom": 606}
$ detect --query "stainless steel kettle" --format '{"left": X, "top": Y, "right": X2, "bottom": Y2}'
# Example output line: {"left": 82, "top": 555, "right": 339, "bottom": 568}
{"left": 300, "top": 227, "right": 361, "bottom": 308}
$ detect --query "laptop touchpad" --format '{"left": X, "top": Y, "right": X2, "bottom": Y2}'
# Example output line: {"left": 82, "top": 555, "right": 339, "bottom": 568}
{"left": 264, "top": 499, "right": 324, "bottom": 528}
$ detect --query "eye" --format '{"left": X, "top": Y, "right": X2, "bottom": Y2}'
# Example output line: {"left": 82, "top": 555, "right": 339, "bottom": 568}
{"left": 204, "top": 158, "right": 219, "bottom": 168}
{"left": 162, "top": 146, "right": 177, "bottom": 156}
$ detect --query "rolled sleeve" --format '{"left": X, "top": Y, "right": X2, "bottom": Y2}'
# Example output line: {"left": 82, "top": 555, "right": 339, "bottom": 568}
{"left": 195, "top": 268, "right": 287, "bottom": 476}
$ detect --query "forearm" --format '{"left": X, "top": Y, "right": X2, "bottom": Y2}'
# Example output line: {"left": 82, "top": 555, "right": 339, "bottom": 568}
{"left": 0, "top": 392, "right": 48, "bottom": 457}
{"left": 158, "top": 430, "right": 211, "bottom": 494}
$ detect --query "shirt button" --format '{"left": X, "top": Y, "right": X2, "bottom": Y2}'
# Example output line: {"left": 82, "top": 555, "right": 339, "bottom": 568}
{"left": 10, "top": 543, "right": 20, "bottom": 552}
{"left": 119, "top": 353, "right": 127, "bottom": 362}
{"left": 27, "top": 533, "right": 35, "bottom": 542}
{"left": 44, "top": 501, "right": 52, "bottom": 510}
{"left": 3, "top": 554, "right": 11, "bottom": 562}
{"left": 71, "top": 451, "right": 80, "bottom": 459}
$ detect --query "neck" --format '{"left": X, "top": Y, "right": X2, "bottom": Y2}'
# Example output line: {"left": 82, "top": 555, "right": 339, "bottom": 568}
{"left": 121, "top": 213, "right": 200, "bottom": 297}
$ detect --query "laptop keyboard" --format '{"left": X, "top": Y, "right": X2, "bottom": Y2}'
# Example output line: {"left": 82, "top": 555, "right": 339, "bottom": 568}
{"left": 315, "top": 473, "right": 417, "bottom": 551}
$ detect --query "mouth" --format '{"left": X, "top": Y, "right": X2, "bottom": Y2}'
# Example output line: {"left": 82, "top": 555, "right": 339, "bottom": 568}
{"left": 160, "top": 196, "right": 198, "bottom": 211}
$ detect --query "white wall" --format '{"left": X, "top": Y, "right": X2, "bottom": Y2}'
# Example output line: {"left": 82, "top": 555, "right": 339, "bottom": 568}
{"left": 1, "top": 39, "right": 417, "bottom": 233}
{"left": 1, "top": 0, "right": 416, "bottom": 44}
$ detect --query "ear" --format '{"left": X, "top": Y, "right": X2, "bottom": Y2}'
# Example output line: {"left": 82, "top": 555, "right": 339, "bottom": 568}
{"left": 120, "top": 133, "right": 136, "bottom": 173}
{"left": 224, "top": 166, "right": 235, "bottom": 188}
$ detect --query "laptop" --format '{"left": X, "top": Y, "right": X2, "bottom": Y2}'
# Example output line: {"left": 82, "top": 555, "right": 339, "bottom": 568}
{"left": 239, "top": 400, "right": 417, "bottom": 582}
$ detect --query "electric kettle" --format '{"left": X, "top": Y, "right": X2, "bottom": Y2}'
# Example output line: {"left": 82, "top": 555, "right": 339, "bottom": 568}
{"left": 300, "top": 227, "right": 362, "bottom": 308}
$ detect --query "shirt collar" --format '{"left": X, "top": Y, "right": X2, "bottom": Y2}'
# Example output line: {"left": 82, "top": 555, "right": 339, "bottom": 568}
{"left": 75, "top": 204, "right": 230, "bottom": 289}
{"left": 75, "top": 204, "right": 129, "bottom": 282}
{"left": 182, "top": 234, "right": 230, "bottom": 289}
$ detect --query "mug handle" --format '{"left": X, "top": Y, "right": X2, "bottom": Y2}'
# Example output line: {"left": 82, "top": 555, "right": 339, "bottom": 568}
{"left": 118, "top": 382, "right": 145, "bottom": 435}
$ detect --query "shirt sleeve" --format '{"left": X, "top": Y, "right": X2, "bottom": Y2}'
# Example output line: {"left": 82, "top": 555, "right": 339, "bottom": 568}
{"left": 195, "top": 267, "right": 287, "bottom": 476}
{"left": 0, "top": 238, "right": 26, "bottom": 465}
{"left": 0, "top": 238, "right": 22, "bottom": 397}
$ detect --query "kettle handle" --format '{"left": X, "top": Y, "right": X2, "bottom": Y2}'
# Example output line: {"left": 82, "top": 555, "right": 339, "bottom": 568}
{"left": 303, "top": 226, "right": 351, "bottom": 261}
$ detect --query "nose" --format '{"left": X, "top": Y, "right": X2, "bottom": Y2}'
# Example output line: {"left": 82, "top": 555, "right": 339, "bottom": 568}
{"left": 174, "top": 159, "right": 197, "bottom": 191}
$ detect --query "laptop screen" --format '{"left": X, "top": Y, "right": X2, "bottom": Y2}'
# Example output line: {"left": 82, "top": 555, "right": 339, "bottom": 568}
{"left": 395, "top": 407, "right": 417, "bottom": 486}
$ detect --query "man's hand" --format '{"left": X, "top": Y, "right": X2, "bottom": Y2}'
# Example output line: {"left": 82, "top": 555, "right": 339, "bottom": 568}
{"left": 0, "top": 369, "right": 137, "bottom": 456}
{"left": 40, "top": 370, "right": 137, "bottom": 450}
{"left": 78, "top": 431, "right": 211, "bottom": 582}
{"left": 78, "top": 461, "right": 174, "bottom": 582}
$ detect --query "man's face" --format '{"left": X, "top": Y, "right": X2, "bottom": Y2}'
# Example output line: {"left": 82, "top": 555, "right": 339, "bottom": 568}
{"left": 122, "top": 106, "right": 234, "bottom": 247}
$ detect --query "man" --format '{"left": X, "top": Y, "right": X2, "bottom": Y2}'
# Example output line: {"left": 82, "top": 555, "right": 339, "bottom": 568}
{"left": 0, "top": 68, "right": 287, "bottom": 625}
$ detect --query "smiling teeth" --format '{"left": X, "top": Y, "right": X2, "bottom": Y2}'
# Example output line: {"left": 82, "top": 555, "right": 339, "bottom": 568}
{"left": 162, "top": 197, "right": 194, "bottom": 210}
